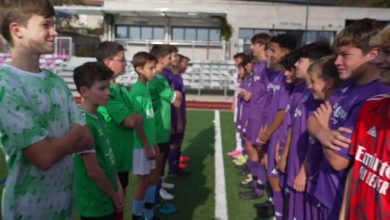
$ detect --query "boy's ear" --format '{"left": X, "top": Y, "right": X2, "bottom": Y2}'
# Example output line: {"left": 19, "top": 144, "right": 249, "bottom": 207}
{"left": 367, "top": 47, "right": 379, "bottom": 61}
{"left": 9, "top": 22, "right": 24, "bottom": 39}
{"left": 103, "top": 58, "right": 111, "bottom": 66}
{"left": 79, "top": 86, "right": 89, "bottom": 97}
{"left": 135, "top": 66, "right": 142, "bottom": 73}
{"left": 325, "top": 78, "right": 335, "bottom": 90}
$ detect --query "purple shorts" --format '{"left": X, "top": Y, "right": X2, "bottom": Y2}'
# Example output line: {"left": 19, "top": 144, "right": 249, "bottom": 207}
{"left": 266, "top": 135, "right": 280, "bottom": 177}
{"left": 246, "top": 118, "right": 264, "bottom": 145}
{"left": 286, "top": 187, "right": 306, "bottom": 220}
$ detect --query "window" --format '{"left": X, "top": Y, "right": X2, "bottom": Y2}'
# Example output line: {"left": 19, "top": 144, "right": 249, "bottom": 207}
{"left": 172, "top": 27, "right": 221, "bottom": 42}
{"left": 116, "top": 26, "right": 128, "bottom": 38}
{"left": 115, "top": 25, "right": 165, "bottom": 40}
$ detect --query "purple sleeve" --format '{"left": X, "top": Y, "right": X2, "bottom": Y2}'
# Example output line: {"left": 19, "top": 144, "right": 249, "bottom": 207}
{"left": 277, "top": 86, "right": 289, "bottom": 110}
{"left": 334, "top": 106, "right": 362, "bottom": 159}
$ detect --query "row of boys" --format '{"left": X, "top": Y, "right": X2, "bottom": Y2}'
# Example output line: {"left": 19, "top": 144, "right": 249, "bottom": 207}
{"left": 0, "top": 0, "right": 189, "bottom": 219}
{"left": 230, "top": 19, "right": 390, "bottom": 220}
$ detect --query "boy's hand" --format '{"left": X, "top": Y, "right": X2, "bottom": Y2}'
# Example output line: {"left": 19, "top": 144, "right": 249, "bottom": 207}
{"left": 317, "top": 127, "right": 352, "bottom": 151}
{"left": 145, "top": 146, "right": 155, "bottom": 160}
{"left": 258, "top": 125, "right": 269, "bottom": 144}
{"left": 112, "top": 193, "right": 124, "bottom": 213}
{"left": 174, "top": 91, "right": 183, "bottom": 100}
{"left": 115, "top": 186, "right": 125, "bottom": 213}
{"left": 277, "top": 157, "right": 287, "bottom": 173}
{"left": 69, "top": 124, "right": 93, "bottom": 152}
{"left": 293, "top": 168, "right": 307, "bottom": 192}
{"left": 314, "top": 101, "right": 333, "bottom": 130}
{"left": 135, "top": 114, "right": 144, "bottom": 127}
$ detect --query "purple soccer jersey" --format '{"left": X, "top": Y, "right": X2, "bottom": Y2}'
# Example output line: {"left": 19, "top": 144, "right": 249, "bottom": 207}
{"left": 236, "top": 75, "right": 253, "bottom": 135}
{"left": 313, "top": 80, "right": 390, "bottom": 217}
{"left": 169, "top": 73, "right": 186, "bottom": 131}
{"left": 286, "top": 85, "right": 321, "bottom": 188}
{"left": 246, "top": 61, "right": 270, "bottom": 144}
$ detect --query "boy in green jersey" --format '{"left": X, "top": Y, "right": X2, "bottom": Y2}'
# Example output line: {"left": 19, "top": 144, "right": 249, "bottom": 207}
{"left": 149, "top": 45, "right": 182, "bottom": 205}
{"left": 129, "top": 52, "right": 161, "bottom": 220}
{"left": 0, "top": 1, "right": 93, "bottom": 219}
{"left": 73, "top": 62, "right": 124, "bottom": 220}
{"left": 95, "top": 41, "right": 146, "bottom": 219}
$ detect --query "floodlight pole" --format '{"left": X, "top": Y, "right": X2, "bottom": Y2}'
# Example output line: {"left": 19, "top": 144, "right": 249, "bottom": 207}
{"left": 304, "top": 0, "right": 310, "bottom": 44}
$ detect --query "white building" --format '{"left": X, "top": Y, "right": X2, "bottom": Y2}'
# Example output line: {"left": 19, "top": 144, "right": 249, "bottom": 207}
{"left": 55, "top": 0, "right": 390, "bottom": 61}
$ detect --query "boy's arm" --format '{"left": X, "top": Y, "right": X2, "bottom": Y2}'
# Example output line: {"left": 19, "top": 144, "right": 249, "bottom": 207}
{"left": 339, "top": 168, "right": 352, "bottom": 220}
{"left": 23, "top": 123, "right": 93, "bottom": 170}
{"left": 293, "top": 156, "right": 308, "bottom": 192}
{"left": 171, "top": 90, "right": 182, "bottom": 108}
{"left": 242, "top": 90, "right": 252, "bottom": 102}
{"left": 176, "top": 106, "right": 184, "bottom": 134}
{"left": 82, "top": 153, "right": 123, "bottom": 211}
{"left": 277, "top": 127, "right": 292, "bottom": 173}
{"left": 259, "top": 110, "right": 286, "bottom": 143}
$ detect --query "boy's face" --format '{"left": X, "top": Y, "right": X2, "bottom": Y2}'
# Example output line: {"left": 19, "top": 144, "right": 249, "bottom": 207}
{"left": 177, "top": 59, "right": 189, "bottom": 74}
{"left": 270, "top": 42, "right": 289, "bottom": 65}
{"left": 250, "top": 43, "right": 264, "bottom": 58}
{"left": 284, "top": 68, "right": 297, "bottom": 84}
{"left": 17, "top": 15, "right": 57, "bottom": 54}
{"left": 234, "top": 57, "right": 243, "bottom": 68}
{"left": 170, "top": 52, "right": 179, "bottom": 67}
{"left": 245, "top": 61, "right": 254, "bottom": 73}
{"left": 83, "top": 79, "right": 111, "bottom": 107}
{"left": 295, "top": 57, "right": 311, "bottom": 80}
{"left": 373, "top": 47, "right": 390, "bottom": 85}
{"left": 308, "top": 71, "right": 327, "bottom": 100}
{"left": 106, "top": 51, "right": 127, "bottom": 76}
{"left": 159, "top": 54, "right": 171, "bottom": 69}
{"left": 334, "top": 45, "right": 374, "bottom": 80}
{"left": 238, "top": 65, "right": 246, "bottom": 78}
{"left": 140, "top": 60, "right": 157, "bottom": 81}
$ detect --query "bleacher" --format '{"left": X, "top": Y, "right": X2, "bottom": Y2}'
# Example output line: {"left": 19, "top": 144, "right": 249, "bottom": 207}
{"left": 0, "top": 54, "right": 237, "bottom": 96}
{"left": 116, "top": 60, "right": 237, "bottom": 96}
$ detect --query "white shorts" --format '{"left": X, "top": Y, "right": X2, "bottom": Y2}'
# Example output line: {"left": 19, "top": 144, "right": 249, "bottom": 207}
{"left": 133, "top": 148, "right": 156, "bottom": 175}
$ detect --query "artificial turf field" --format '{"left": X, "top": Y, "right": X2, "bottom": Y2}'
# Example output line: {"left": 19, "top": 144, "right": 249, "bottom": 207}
{"left": 0, "top": 110, "right": 273, "bottom": 220}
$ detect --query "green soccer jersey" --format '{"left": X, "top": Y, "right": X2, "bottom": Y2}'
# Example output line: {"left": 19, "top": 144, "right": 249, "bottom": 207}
{"left": 0, "top": 65, "right": 85, "bottom": 220}
{"left": 74, "top": 111, "right": 117, "bottom": 217}
{"left": 148, "top": 73, "right": 175, "bottom": 143}
{"left": 98, "top": 83, "right": 133, "bottom": 172}
{"left": 129, "top": 80, "right": 156, "bottom": 149}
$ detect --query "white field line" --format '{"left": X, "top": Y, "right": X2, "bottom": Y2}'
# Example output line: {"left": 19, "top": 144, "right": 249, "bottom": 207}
{"left": 214, "top": 110, "right": 228, "bottom": 220}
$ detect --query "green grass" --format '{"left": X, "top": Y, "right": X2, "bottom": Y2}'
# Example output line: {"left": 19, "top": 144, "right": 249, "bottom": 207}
{"left": 220, "top": 111, "right": 272, "bottom": 220}
{"left": 0, "top": 110, "right": 274, "bottom": 220}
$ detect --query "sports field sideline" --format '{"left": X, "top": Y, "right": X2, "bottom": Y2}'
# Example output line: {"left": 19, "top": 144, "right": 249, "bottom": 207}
{"left": 0, "top": 110, "right": 272, "bottom": 220}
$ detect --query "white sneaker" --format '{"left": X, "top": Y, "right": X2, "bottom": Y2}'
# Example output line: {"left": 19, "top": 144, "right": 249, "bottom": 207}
{"left": 162, "top": 181, "right": 175, "bottom": 189}
{"left": 159, "top": 188, "right": 174, "bottom": 200}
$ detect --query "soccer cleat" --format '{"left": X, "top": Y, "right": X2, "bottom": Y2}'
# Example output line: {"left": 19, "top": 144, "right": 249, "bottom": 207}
{"left": 131, "top": 214, "right": 142, "bottom": 220}
{"left": 162, "top": 181, "right": 175, "bottom": 189}
{"left": 180, "top": 156, "right": 191, "bottom": 162}
{"left": 241, "top": 174, "right": 253, "bottom": 185}
{"left": 239, "top": 181, "right": 253, "bottom": 189}
{"left": 158, "top": 203, "right": 177, "bottom": 215}
{"left": 254, "top": 202, "right": 275, "bottom": 218}
{"left": 159, "top": 188, "right": 174, "bottom": 200}
{"left": 233, "top": 157, "right": 247, "bottom": 166}
{"left": 179, "top": 163, "right": 187, "bottom": 169}
{"left": 232, "top": 151, "right": 243, "bottom": 159}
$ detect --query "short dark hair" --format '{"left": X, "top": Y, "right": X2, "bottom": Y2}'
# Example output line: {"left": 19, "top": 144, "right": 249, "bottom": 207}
{"left": 150, "top": 44, "right": 171, "bottom": 59}
{"left": 233, "top": 52, "right": 246, "bottom": 60}
{"left": 178, "top": 54, "right": 190, "bottom": 62}
{"left": 299, "top": 42, "right": 333, "bottom": 61}
{"left": 241, "top": 54, "right": 254, "bottom": 68}
{"left": 168, "top": 45, "right": 179, "bottom": 53}
{"left": 280, "top": 50, "right": 300, "bottom": 71}
{"left": 132, "top": 52, "right": 157, "bottom": 73}
{"left": 73, "top": 62, "right": 114, "bottom": 93}
{"left": 251, "top": 33, "right": 271, "bottom": 45}
{"left": 335, "top": 18, "right": 385, "bottom": 54}
{"left": 270, "top": 34, "right": 297, "bottom": 51}
{"left": 0, "top": 0, "right": 55, "bottom": 44}
{"left": 95, "top": 41, "right": 125, "bottom": 62}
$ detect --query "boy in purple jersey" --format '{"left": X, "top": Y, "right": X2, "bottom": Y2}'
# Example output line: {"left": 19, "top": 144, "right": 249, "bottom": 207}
{"left": 307, "top": 18, "right": 389, "bottom": 219}
{"left": 240, "top": 33, "right": 271, "bottom": 200}
{"left": 305, "top": 55, "right": 341, "bottom": 220}
{"left": 256, "top": 34, "right": 297, "bottom": 219}
{"left": 283, "top": 42, "right": 332, "bottom": 220}
{"left": 168, "top": 54, "right": 190, "bottom": 177}
{"left": 228, "top": 53, "right": 246, "bottom": 158}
